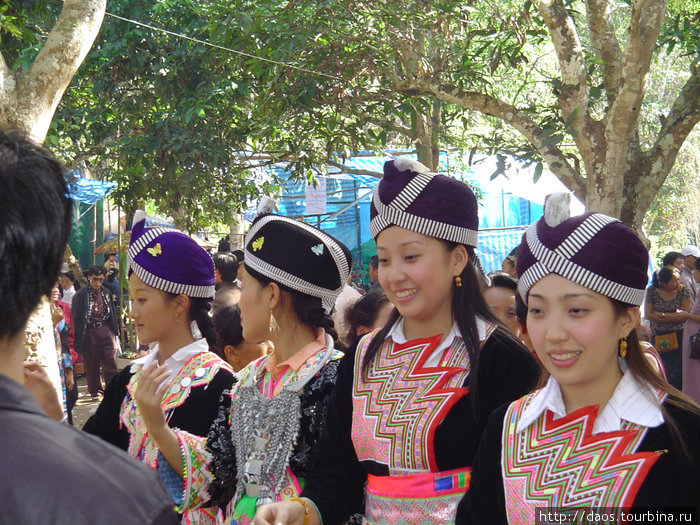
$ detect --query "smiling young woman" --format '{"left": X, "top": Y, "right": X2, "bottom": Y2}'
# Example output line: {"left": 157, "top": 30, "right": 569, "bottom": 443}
{"left": 254, "top": 159, "right": 539, "bottom": 525}
{"left": 456, "top": 199, "right": 700, "bottom": 524}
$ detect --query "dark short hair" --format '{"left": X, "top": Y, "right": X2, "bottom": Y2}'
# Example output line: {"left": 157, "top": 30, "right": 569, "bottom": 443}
{"left": 487, "top": 271, "right": 518, "bottom": 291}
{"left": 232, "top": 249, "right": 244, "bottom": 264}
{"left": 662, "top": 251, "right": 683, "bottom": 267}
{"left": 212, "top": 304, "right": 244, "bottom": 352}
{"left": 0, "top": 129, "right": 72, "bottom": 339}
{"left": 694, "top": 258, "right": 700, "bottom": 271}
{"left": 212, "top": 252, "right": 238, "bottom": 282}
{"left": 86, "top": 265, "right": 107, "bottom": 277}
{"left": 107, "top": 252, "right": 116, "bottom": 257}
{"left": 61, "top": 272, "right": 76, "bottom": 282}
{"left": 369, "top": 254, "right": 379, "bottom": 269}
{"left": 345, "top": 289, "right": 391, "bottom": 341}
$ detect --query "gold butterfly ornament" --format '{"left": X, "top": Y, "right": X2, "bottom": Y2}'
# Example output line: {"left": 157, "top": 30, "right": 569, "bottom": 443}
{"left": 147, "top": 243, "right": 162, "bottom": 257}
{"left": 252, "top": 237, "right": 265, "bottom": 252}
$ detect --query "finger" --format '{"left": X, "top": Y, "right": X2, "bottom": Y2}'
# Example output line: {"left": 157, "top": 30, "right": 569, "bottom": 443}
{"left": 24, "top": 361, "right": 44, "bottom": 372}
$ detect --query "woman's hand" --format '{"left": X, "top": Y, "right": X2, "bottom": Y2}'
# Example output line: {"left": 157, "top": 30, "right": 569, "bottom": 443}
{"left": 133, "top": 361, "right": 171, "bottom": 435}
{"left": 254, "top": 501, "right": 313, "bottom": 525}
{"left": 24, "top": 361, "right": 63, "bottom": 421}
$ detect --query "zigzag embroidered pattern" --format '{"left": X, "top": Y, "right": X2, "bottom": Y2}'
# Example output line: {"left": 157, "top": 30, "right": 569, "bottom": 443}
{"left": 502, "top": 395, "right": 661, "bottom": 521}
{"left": 353, "top": 335, "right": 469, "bottom": 472}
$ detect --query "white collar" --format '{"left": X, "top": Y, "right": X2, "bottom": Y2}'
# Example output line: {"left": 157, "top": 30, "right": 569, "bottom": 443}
{"left": 384, "top": 317, "right": 487, "bottom": 367}
{"left": 132, "top": 338, "right": 210, "bottom": 382}
{"left": 517, "top": 366, "right": 664, "bottom": 434}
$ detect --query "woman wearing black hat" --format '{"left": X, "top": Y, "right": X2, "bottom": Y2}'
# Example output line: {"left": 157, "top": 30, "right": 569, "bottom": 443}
{"left": 456, "top": 199, "right": 700, "bottom": 524}
{"left": 134, "top": 212, "right": 353, "bottom": 524}
{"left": 255, "top": 159, "right": 540, "bottom": 525}
{"left": 84, "top": 219, "right": 237, "bottom": 524}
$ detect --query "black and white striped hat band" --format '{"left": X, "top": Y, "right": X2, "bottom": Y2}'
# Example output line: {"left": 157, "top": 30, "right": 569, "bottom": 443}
{"left": 369, "top": 172, "right": 478, "bottom": 246}
{"left": 517, "top": 213, "right": 646, "bottom": 306}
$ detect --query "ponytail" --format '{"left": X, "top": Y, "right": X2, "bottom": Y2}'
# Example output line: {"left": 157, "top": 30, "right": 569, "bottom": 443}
{"left": 189, "top": 297, "right": 220, "bottom": 356}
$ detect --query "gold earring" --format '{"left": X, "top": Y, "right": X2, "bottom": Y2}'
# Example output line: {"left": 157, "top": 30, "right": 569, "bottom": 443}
{"left": 269, "top": 313, "right": 279, "bottom": 334}
{"left": 619, "top": 338, "right": 627, "bottom": 359}
{"left": 455, "top": 276, "right": 462, "bottom": 288}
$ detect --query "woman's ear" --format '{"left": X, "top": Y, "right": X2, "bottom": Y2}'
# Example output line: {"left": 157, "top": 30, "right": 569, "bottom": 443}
{"left": 173, "top": 294, "right": 191, "bottom": 318}
{"left": 267, "top": 282, "right": 282, "bottom": 310}
{"left": 618, "top": 306, "right": 638, "bottom": 339}
{"left": 451, "top": 245, "right": 469, "bottom": 277}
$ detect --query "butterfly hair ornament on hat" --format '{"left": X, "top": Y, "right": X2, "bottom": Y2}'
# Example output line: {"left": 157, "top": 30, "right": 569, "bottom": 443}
{"left": 516, "top": 192, "right": 649, "bottom": 306}
{"left": 369, "top": 157, "right": 479, "bottom": 247}
{"left": 127, "top": 211, "right": 215, "bottom": 299}
{"left": 243, "top": 198, "right": 352, "bottom": 314}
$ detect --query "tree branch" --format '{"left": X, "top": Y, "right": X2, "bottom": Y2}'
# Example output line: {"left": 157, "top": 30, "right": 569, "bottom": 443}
{"left": 603, "top": 0, "right": 668, "bottom": 181}
{"left": 327, "top": 159, "right": 383, "bottom": 178}
{"left": 395, "top": 79, "right": 586, "bottom": 197}
{"left": 585, "top": 0, "right": 623, "bottom": 100}
{"left": 22, "top": 0, "right": 106, "bottom": 125}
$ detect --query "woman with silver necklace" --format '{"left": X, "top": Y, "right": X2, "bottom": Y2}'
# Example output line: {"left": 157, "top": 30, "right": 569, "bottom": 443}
{"left": 133, "top": 211, "right": 352, "bottom": 525}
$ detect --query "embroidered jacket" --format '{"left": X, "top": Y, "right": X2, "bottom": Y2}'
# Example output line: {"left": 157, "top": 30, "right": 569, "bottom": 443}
{"left": 164, "top": 333, "right": 343, "bottom": 525}
{"left": 301, "top": 321, "right": 540, "bottom": 525}
{"left": 456, "top": 373, "right": 700, "bottom": 524}
{"left": 84, "top": 342, "right": 235, "bottom": 525}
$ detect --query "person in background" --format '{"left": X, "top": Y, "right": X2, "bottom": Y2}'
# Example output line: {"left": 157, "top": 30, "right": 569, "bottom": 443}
{"left": 484, "top": 271, "right": 520, "bottom": 337}
{"left": 333, "top": 273, "right": 362, "bottom": 345}
{"left": 104, "top": 252, "right": 118, "bottom": 271}
{"left": 680, "top": 245, "right": 700, "bottom": 304}
{"left": 58, "top": 271, "right": 78, "bottom": 307}
{"left": 0, "top": 128, "right": 178, "bottom": 525}
{"left": 84, "top": 218, "right": 237, "bottom": 525}
{"left": 500, "top": 246, "right": 518, "bottom": 280}
{"left": 49, "top": 282, "right": 78, "bottom": 424}
{"left": 680, "top": 257, "right": 700, "bottom": 404}
{"left": 366, "top": 254, "right": 381, "bottom": 291}
{"left": 72, "top": 265, "right": 120, "bottom": 399}
{"left": 212, "top": 304, "right": 271, "bottom": 372}
{"left": 255, "top": 158, "right": 539, "bottom": 525}
{"left": 662, "top": 251, "right": 684, "bottom": 272}
{"left": 343, "top": 289, "right": 393, "bottom": 347}
{"left": 645, "top": 267, "right": 691, "bottom": 389}
{"left": 106, "top": 267, "right": 121, "bottom": 312}
{"left": 211, "top": 251, "right": 241, "bottom": 313}
{"left": 457, "top": 202, "right": 700, "bottom": 524}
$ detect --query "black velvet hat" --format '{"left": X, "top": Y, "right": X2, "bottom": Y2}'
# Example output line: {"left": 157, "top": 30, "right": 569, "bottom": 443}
{"left": 127, "top": 219, "right": 215, "bottom": 298}
{"left": 516, "top": 196, "right": 648, "bottom": 305}
{"left": 243, "top": 214, "right": 352, "bottom": 314}
{"left": 369, "top": 158, "right": 478, "bottom": 247}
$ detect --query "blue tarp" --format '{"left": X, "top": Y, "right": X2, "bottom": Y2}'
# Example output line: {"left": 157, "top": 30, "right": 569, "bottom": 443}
{"left": 66, "top": 175, "right": 117, "bottom": 205}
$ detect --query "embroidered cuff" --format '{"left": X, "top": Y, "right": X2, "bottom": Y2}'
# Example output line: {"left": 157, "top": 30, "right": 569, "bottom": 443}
{"left": 157, "top": 452, "right": 184, "bottom": 507}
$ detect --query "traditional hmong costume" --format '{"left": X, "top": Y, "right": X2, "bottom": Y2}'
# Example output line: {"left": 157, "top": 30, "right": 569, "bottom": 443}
{"left": 300, "top": 159, "right": 540, "bottom": 524}
{"left": 84, "top": 218, "right": 237, "bottom": 525}
{"left": 155, "top": 213, "right": 353, "bottom": 524}
{"left": 457, "top": 199, "right": 700, "bottom": 523}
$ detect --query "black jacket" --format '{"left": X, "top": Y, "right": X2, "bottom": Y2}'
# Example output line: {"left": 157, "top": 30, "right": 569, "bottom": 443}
{"left": 0, "top": 375, "right": 177, "bottom": 525}
{"left": 72, "top": 285, "right": 120, "bottom": 355}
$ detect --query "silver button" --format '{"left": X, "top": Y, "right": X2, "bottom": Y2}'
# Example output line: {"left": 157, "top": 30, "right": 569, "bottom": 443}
{"left": 170, "top": 384, "right": 181, "bottom": 394}
{"left": 181, "top": 377, "right": 192, "bottom": 388}
{"left": 194, "top": 367, "right": 206, "bottom": 378}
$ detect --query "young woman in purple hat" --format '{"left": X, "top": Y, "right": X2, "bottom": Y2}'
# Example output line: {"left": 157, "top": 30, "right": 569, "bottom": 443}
{"left": 456, "top": 197, "right": 700, "bottom": 524}
{"left": 131, "top": 212, "right": 354, "bottom": 525}
{"left": 255, "top": 159, "right": 540, "bottom": 525}
{"left": 84, "top": 218, "right": 236, "bottom": 524}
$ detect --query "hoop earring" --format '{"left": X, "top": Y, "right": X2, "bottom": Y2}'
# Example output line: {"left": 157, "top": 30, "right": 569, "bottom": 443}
{"left": 619, "top": 338, "right": 627, "bottom": 359}
{"left": 454, "top": 276, "right": 462, "bottom": 288}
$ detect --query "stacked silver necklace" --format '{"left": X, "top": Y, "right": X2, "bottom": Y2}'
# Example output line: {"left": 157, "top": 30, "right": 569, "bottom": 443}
{"left": 230, "top": 334, "right": 335, "bottom": 506}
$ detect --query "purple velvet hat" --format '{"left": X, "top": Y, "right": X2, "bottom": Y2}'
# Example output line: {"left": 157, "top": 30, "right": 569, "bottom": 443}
{"left": 244, "top": 214, "right": 352, "bottom": 314}
{"left": 369, "top": 158, "right": 478, "bottom": 247}
{"left": 516, "top": 199, "right": 649, "bottom": 306}
{"left": 127, "top": 219, "right": 215, "bottom": 298}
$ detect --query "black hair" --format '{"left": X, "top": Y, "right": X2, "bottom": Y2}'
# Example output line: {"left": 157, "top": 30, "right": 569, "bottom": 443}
{"left": 486, "top": 271, "right": 518, "bottom": 291}
{"left": 232, "top": 249, "right": 245, "bottom": 264}
{"left": 244, "top": 268, "right": 344, "bottom": 350}
{"left": 369, "top": 254, "right": 379, "bottom": 270}
{"left": 163, "top": 292, "right": 220, "bottom": 357}
{"left": 212, "top": 304, "right": 244, "bottom": 354}
{"left": 106, "top": 268, "right": 119, "bottom": 282}
{"left": 86, "top": 265, "right": 107, "bottom": 277}
{"left": 62, "top": 271, "right": 76, "bottom": 282}
{"left": 212, "top": 252, "right": 239, "bottom": 282}
{"left": 107, "top": 252, "right": 116, "bottom": 257}
{"left": 651, "top": 267, "right": 677, "bottom": 288}
{"left": 662, "top": 251, "right": 683, "bottom": 267}
{"left": 345, "top": 290, "right": 391, "bottom": 341}
{"left": 0, "top": 129, "right": 72, "bottom": 339}
{"left": 361, "top": 243, "right": 521, "bottom": 421}
{"left": 514, "top": 292, "right": 528, "bottom": 326}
